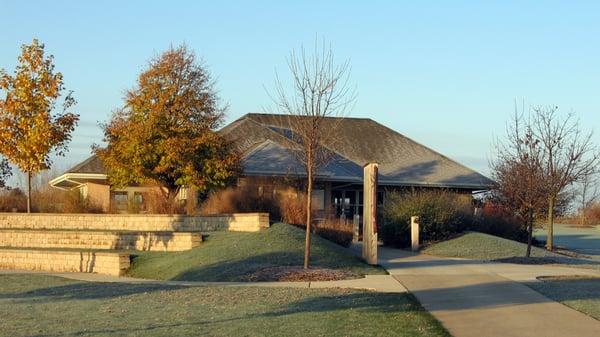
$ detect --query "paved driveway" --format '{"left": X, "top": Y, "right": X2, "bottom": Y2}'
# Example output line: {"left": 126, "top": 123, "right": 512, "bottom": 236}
{"left": 535, "top": 224, "right": 600, "bottom": 259}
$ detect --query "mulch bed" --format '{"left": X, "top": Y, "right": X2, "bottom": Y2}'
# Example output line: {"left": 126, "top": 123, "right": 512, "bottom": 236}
{"left": 240, "top": 266, "right": 360, "bottom": 282}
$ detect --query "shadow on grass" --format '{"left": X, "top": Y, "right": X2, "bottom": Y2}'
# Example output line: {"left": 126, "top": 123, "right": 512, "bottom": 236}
{"left": 263, "top": 291, "right": 416, "bottom": 316}
{"left": 171, "top": 251, "right": 369, "bottom": 282}
{"left": 525, "top": 276, "right": 600, "bottom": 302}
{"left": 0, "top": 281, "right": 186, "bottom": 303}
{"left": 172, "top": 251, "right": 303, "bottom": 281}
{"left": 19, "top": 289, "right": 418, "bottom": 337}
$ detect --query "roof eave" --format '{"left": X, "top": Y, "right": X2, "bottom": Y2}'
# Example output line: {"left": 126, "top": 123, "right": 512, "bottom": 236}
{"left": 242, "top": 171, "right": 492, "bottom": 190}
{"left": 49, "top": 173, "right": 108, "bottom": 190}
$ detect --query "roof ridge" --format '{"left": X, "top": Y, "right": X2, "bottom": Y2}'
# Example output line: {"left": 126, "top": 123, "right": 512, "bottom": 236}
{"left": 245, "top": 112, "right": 373, "bottom": 121}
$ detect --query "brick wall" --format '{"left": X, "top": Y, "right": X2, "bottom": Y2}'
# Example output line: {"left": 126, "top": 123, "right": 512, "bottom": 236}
{"left": 0, "top": 213, "right": 270, "bottom": 232}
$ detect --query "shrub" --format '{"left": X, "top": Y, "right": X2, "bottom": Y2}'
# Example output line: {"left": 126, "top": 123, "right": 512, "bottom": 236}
{"left": 199, "top": 187, "right": 280, "bottom": 219}
{"left": 469, "top": 213, "right": 529, "bottom": 243}
{"left": 198, "top": 187, "right": 237, "bottom": 214}
{"left": 198, "top": 186, "right": 315, "bottom": 225}
{"left": 381, "top": 189, "right": 473, "bottom": 247}
{"left": 54, "top": 190, "right": 103, "bottom": 213}
{"left": 278, "top": 190, "right": 307, "bottom": 225}
{"left": 0, "top": 188, "right": 27, "bottom": 212}
{"left": 315, "top": 218, "right": 354, "bottom": 247}
{"left": 0, "top": 187, "right": 103, "bottom": 213}
{"left": 575, "top": 201, "right": 600, "bottom": 226}
{"left": 34, "top": 188, "right": 103, "bottom": 213}
{"left": 139, "top": 189, "right": 185, "bottom": 214}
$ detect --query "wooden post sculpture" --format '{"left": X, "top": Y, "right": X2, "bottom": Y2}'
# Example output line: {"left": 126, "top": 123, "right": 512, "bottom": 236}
{"left": 411, "top": 216, "right": 420, "bottom": 252}
{"left": 362, "top": 162, "right": 378, "bottom": 265}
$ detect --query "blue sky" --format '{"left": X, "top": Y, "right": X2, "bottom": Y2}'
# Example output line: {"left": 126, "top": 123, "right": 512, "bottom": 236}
{"left": 2, "top": 1, "right": 600, "bottom": 180}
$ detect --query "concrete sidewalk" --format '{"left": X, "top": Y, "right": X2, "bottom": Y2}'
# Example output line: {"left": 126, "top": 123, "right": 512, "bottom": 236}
{"left": 0, "top": 269, "right": 406, "bottom": 293}
{"left": 379, "top": 247, "right": 600, "bottom": 337}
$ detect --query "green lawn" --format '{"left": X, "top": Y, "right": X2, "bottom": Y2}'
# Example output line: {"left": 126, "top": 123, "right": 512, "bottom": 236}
{"left": 127, "top": 223, "right": 386, "bottom": 281}
{"left": 527, "top": 276, "right": 600, "bottom": 321}
{"left": 0, "top": 274, "right": 449, "bottom": 337}
{"left": 422, "top": 232, "right": 600, "bottom": 269}
{"left": 423, "top": 232, "right": 556, "bottom": 260}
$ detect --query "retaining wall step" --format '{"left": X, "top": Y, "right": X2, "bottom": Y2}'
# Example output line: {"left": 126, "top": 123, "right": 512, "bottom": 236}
{"left": 0, "top": 248, "right": 130, "bottom": 276}
{"left": 0, "top": 229, "right": 202, "bottom": 252}
{"left": 0, "top": 213, "right": 270, "bottom": 232}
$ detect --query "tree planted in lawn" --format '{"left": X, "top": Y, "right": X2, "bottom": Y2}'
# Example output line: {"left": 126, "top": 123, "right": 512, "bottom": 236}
{"left": 95, "top": 45, "right": 240, "bottom": 211}
{"left": 491, "top": 110, "right": 547, "bottom": 257}
{"left": 493, "top": 105, "right": 599, "bottom": 252}
{"left": 533, "top": 106, "right": 598, "bottom": 250}
{"left": 0, "top": 39, "right": 78, "bottom": 212}
{"left": 271, "top": 40, "right": 356, "bottom": 268}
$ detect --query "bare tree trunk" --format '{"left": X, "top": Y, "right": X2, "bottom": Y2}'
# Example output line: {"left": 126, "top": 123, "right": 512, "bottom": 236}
{"left": 546, "top": 196, "right": 555, "bottom": 250}
{"left": 27, "top": 171, "right": 31, "bottom": 213}
{"left": 303, "top": 167, "right": 313, "bottom": 269}
{"left": 580, "top": 180, "right": 588, "bottom": 226}
{"left": 186, "top": 187, "right": 197, "bottom": 215}
{"left": 526, "top": 209, "right": 533, "bottom": 258}
{"left": 270, "top": 40, "right": 356, "bottom": 270}
{"left": 167, "top": 187, "right": 181, "bottom": 215}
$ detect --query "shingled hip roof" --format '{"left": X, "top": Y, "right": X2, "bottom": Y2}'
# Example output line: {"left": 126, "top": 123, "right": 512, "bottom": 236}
{"left": 221, "top": 113, "right": 493, "bottom": 190}
{"left": 51, "top": 113, "right": 493, "bottom": 191}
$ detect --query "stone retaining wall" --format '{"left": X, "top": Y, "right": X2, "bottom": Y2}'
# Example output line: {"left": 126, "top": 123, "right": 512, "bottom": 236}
{"left": 0, "top": 213, "right": 270, "bottom": 232}
{"left": 0, "top": 230, "right": 201, "bottom": 252}
{"left": 0, "top": 249, "right": 130, "bottom": 276}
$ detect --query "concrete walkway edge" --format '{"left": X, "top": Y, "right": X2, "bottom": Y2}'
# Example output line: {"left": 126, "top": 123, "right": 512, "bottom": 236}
{"left": 0, "top": 269, "right": 407, "bottom": 293}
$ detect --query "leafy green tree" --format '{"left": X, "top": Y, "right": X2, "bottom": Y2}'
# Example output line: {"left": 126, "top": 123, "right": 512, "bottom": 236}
{"left": 95, "top": 45, "right": 240, "bottom": 210}
{"left": 0, "top": 39, "right": 78, "bottom": 212}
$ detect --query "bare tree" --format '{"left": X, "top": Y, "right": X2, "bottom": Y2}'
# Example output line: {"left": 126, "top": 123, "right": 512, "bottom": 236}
{"left": 533, "top": 106, "right": 599, "bottom": 250}
{"left": 491, "top": 109, "right": 547, "bottom": 257}
{"left": 272, "top": 40, "right": 356, "bottom": 269}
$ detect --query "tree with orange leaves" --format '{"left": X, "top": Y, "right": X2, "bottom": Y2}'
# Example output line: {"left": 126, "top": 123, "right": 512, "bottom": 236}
{"left": 0, "top": 39, "right": 79, "bottom": 212}
{"left": 94, "top": 45, "right": 240, "bottom": 211}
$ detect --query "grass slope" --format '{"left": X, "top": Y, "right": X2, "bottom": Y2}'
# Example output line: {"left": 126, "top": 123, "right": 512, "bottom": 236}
{"left": 527, "top": 276, "right": 600, "bottom": 321}
{"left": 0, "top": 274, "right": 449, "bottom": 337}
{"left": 127, "top": 223, "right": 385, "bottom": 281}
{"left": 423, "top": 232, "right": 557, "bottom": 260}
